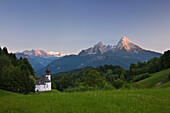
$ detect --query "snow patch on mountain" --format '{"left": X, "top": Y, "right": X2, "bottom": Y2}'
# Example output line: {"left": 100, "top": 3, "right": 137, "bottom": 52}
{"left": 79, "top": 36, "right": 143, "bottom": 56}
{"left": 17, "top": 49, "right": 64, "bottom": 59}
{"left": 49, "top": 51, "right": 60, "bottom": 55}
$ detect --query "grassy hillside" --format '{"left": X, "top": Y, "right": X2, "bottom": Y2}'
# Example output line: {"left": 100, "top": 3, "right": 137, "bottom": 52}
{"left": 138, "top": 68, "right": 170, "bottom": 88}
{"left": 0, "top": 89, "right": 170, "bottom": 113}
{"left": 0, "top": 89, "right": 20, "bottom": 97}
{"left": 157, "top": 82, "right": 170, "bottom": 88}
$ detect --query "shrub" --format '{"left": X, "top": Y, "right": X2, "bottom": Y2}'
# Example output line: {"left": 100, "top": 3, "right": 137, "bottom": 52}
{"left": 112, "top": 79, "right": 125, "bottom": 89}
{"left": 122, "top": 83, "right": 131, "bottom": 89}
{"left": 102, "top": 83, "right": 115, "bottom": 90}
{"left": 132, "top": 82, "right": 144, "bottom": 89}
{"left": 133, "top": 73, "right": 150, "bottom": 82}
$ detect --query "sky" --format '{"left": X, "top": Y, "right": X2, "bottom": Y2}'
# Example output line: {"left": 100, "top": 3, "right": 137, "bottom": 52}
{"left": 0, "top": 0, "right": 170, "bottom": 54}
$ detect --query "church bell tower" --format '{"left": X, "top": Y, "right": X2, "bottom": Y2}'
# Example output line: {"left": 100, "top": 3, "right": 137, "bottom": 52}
{"left": 46, "top": 66, "right": 51, "bottom": 81}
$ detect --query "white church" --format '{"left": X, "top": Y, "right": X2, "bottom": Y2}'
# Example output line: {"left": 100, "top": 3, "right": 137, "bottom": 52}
{"left": 35, "top": 67, "right": 51, "bottom": 92}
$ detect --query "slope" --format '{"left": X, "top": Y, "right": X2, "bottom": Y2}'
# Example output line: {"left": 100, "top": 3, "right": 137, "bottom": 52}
{"left": 138, "top": 68, "right": 170, "bottom": 88}
{"left": 0, "top": 89, "right": 20, "bottom": 97}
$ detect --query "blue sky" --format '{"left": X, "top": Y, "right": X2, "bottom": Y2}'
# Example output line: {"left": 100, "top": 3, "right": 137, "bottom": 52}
{"left": 0, "top": 0, "right": 170, "bottom": 54}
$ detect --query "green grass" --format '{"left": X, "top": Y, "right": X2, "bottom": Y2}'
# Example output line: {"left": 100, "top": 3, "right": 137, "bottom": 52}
{"left": 0, "top": 89, "right": 170, "bottom": 113}
{"left": 157, "top": 81, "right": 170, "bottom": 88}
{"left": 138, "top": 68, "right": 170, "bottom": 88}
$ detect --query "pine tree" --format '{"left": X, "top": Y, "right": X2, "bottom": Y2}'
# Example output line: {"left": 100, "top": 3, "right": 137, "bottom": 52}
{"left": 3, "top": 47, "right": 8, "bottom": 55}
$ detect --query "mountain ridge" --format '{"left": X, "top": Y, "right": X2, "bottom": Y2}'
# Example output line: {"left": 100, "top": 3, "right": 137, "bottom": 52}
{"left": 15, "top": 49, "right": 64, "bottom": 71}
{"left": 79, "top": 37, "right": 145, "bottom": 56}
{"left": 16, "top": 49, "right": 64, "bottom": 58}
{"left": 36, "top": 37, "right": 162, "bottom": 77}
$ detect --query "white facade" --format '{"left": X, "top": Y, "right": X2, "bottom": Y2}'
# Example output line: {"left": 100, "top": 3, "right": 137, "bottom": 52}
{"left": 35, "top": 74, "right": 51, "bottom": 92}
{"left": 46, "top": 74, "right": 51, "bottom": 81}
{"left": 35, "top": 82, "right": 51, "bottom": 92}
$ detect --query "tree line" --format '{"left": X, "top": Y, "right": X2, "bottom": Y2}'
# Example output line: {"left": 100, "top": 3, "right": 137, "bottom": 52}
{"left": 0, "top": 47, "right": 35, "bottom": 94}
{"left": 52, "top": 50, "right": 170, "bottom": 92}
{"left": 0, "top": 46, "right": 169, "bottom": 93}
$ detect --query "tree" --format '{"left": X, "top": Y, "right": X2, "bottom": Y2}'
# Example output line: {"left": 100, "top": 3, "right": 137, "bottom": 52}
{"left": 0, "top": 56, "right": 12, "bottom": 69}
{"left": 137, "top": 62, "right": 145, "bottom": 68}
{"left": 0, "top": 46, "right": 35, "bottom": 94}
{"left": 129, "top": 63, "right": 136, "bottom": 71}
{"left": 3, "top": 47, "right": 8, "bottom": 55}
{"left": 52, "top": 81, "right": 56, "bottom": 89}
{"left": 105, "top": 69, "right": 113, "bottom": 81}
{"left": 160, "top": 50, "right": 170, "bottom": 69}
{"left": 8, "top": 53, "right": 18, "bottom": 66}
{"left": 18, "top": 58, "right": 35, "bottom": 76}
{"left": 112, "top": 79, "right": 125, "bottom": 89}
{"left": 85, "top": 70, "right": 104, "bottom": 87}
{"left": 133, "top": 73, "right": 150, "bottom": 82}
{"left": 147, "top": 57, "right": 161, "bottom": 73}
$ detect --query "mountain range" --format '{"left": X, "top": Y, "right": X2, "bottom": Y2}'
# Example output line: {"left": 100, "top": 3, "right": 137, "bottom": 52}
{"left": 15, "top": 49, "right": 64, "bottom": 71}
{"left": 36, "top": 37, "right": 161, "bottom": 77}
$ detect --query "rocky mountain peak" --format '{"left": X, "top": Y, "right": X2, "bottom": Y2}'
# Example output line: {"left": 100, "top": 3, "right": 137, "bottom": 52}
{"left": 94, "top": 42, "right": 103, "bottom": 48}
{"left": 78, "top": 42, "right": 105, "bottom": 56}
{"left": 78, "top": 37, "right": 145, "bottom": 56}
{"left": 58, "top": 52, "right": 64, "bottom": 57}
{"left": 121, "top": 36, "right": 133, "bottom": 44}
{"left": 115, "top": 36, "right": 142, "bottom": 52}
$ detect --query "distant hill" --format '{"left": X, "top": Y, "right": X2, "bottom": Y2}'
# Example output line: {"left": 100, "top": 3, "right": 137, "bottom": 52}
{"left": 36, "top": 37, "right": 161, "bottom": 76}
{"left": 16, "top": 49, "right": 64, "bottom": 71}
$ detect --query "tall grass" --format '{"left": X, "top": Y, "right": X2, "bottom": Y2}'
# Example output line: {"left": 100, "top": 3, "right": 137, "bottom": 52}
{"left": 0, "top": 89, "right": 170, "bottom": 113}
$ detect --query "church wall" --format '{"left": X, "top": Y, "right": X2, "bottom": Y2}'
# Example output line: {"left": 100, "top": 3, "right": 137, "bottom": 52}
{"left": 35, "top": 69, "right": 51, "bottom": 92}
{"left": 46, "top": 82, "right": 51, "bottom": 91}
{"left": 35, "top": 82, "right": 51, "bottom": 92}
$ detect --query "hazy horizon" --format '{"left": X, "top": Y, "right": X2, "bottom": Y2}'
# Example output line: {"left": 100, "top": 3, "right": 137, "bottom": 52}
{"left": 0, "top": 0, "right": 170, "bottom": 54}
{"left": 3, "top": 36, "right": 166, "bottom": 55}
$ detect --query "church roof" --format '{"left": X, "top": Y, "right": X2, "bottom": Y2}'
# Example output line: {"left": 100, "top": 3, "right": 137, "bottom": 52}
{"left": 36, "top": 75, "right": 50, "bottom": 85}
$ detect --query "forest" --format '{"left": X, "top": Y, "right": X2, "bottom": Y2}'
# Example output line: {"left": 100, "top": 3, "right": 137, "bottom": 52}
{"left": 52, "top": 50, "right": 170, "bottom": 92}
{"left": 0, "top": 47, "right": 35, "bottom": 94}
{"left": 0, "top": 46, "right": 170, "bottom": 94}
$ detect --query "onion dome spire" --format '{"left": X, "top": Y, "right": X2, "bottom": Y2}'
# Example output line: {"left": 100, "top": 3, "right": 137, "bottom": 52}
{"left": 46, "top": 65, "right": 51, "bottom": 75}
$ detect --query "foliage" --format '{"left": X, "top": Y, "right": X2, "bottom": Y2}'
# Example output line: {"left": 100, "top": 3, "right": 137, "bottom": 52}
{"left": 51, "top": 50, "right": 170, "bottom": 92}
{"left": 85, "top": 70, "right": 105, "bottom": 87}
{"left": 0, "top": 47, "right": 35, "bottom": 94}
{"left": 133, "top": 73, "right": 150, "bottom": 82}
{"left": 160, "top": 50, "right": 170, "bottom": 69}
{"left": 138, "top": 68, "right": 170, "bottom": 88}
{"left": 53, "top": 65, "right": 125, "bottom": 92}
{"left": 125, "top": 50, "right": 170, "bottom": 82}
{"left": 112, "top": 79, "right": 125, "bottom": 89}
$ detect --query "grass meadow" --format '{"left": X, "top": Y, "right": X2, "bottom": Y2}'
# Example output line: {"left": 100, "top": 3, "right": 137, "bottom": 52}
{"left": 0, "top": 89, "right": 170, "bottom": 113}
